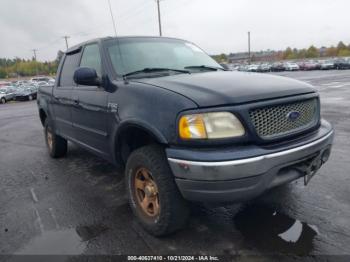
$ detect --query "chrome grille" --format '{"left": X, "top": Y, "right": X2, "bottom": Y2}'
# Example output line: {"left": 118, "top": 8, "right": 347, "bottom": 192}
{"left": 249, "top": 98, "right": 319, "bottom": 139}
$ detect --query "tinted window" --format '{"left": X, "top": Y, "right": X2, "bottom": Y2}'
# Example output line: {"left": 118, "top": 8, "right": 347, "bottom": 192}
{"left": 59, "top": 52, "right": 81, "bottom": 87}
{"left": 80, "top": 44, "right": 102, "bottom": 76}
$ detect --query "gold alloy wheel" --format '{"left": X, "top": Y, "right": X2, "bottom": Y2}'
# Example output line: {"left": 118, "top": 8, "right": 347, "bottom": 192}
{"left": 47, "top": 130, "right": 53, "bottom": 151}
{"left": 134, "top": 168, "right": 160, "bottom": 217}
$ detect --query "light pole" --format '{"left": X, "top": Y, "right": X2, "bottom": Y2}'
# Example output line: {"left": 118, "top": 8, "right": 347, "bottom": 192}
{"left": 62, "top": 36, "right": 70, "bottom": 50}
{"left": 248, "top": 31, "right": 251, "bottom": 64}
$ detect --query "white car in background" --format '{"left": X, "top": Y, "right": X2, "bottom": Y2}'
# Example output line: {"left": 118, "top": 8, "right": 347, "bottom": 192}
{"left": 0, "top": 86, "right": 16, "bottom": 104}
{"left": 284, "top": 62, "right": 300, "bottom": 71}
{"left": 320, "top": 60, "right": 335, "bottom": 70}
{"left": 247, "top": 64, "right": 259, "bottom": 72}
{"left": 48, "top": 79, "right": 55, "bottom": 86}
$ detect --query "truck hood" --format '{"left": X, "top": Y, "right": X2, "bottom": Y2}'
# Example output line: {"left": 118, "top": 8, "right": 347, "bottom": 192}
{"left": 136, "top": 71, "right": 315, "bottom": 107}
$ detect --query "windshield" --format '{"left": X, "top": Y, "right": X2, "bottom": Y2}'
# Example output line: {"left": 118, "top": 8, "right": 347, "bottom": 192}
{"left": 18, "top": 87, "right": 31, "bottom": 91}
{"left": 105, "top": 38, "right": 221, "bottom": 77}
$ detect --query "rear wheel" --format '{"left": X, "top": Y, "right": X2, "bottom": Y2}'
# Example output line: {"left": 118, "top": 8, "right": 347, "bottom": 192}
{"left": 44, "top": 119, "right": 67, "bottom": 158}
{"left": 125, "top": 145, "right": 189, "bottom": 236}
{"left": 1, "top": 98, "right": 6, "bottom": 104}
{"left": 28, "top": 95, "right": 33, "bottom": 101}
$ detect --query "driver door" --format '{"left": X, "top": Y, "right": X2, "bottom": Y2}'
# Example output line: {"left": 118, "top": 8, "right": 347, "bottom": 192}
{"left": 71, "top": 43, "right": 109, "bottom": 157}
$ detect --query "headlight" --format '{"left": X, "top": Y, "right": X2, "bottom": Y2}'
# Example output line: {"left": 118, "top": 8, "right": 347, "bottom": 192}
{"left": 179, "top": 112, "right": 245, "bottom": 139}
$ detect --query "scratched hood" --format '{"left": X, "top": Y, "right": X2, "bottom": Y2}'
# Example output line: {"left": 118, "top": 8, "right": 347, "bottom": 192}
{"left": 137, "top": 71, "right": 315, "bottom": 107}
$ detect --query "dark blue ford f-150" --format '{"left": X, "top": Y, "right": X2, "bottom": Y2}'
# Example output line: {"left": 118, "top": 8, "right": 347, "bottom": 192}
{"left": 37, "top": 36, "right": 334, "bottom": 236}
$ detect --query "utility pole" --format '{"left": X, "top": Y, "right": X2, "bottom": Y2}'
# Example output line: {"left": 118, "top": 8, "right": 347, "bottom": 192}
{"left": 32, "top": 49, "right": 37, "bottom": 61}
{"left": 62, "top": 36, "right": 70, "bottom": 50}
{"left": 156, "top": 0, "right": 162, "bottom": 36}
{"left": 4, "top": 60, "right": 8, "bottom": 79}
{"left": 31, "top": 49, "right": 38, "bottom": 76}
{"left": 248, "top": 31, "right": 251, "bottom": 65}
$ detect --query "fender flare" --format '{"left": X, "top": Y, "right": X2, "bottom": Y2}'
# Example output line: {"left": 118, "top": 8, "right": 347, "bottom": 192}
{"left": 111, "top": 119, "right": 168, "bottom": 164}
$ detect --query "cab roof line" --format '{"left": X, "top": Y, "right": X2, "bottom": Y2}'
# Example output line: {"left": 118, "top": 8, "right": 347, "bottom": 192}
{"left": 66, "top": 46, "right": 82, "bottom": 55}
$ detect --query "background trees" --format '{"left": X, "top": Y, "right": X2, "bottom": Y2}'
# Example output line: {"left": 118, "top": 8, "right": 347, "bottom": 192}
{"left": 0, "top": 58, "right": 58, "bottom": 79}
{"left": 212, "top": 41, "right": 350, "bottom": 64}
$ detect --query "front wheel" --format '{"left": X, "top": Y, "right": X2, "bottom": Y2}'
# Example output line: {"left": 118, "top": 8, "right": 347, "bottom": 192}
{"left": 44, "top": 119, "right": 67, "bottom": 158}
{"left": 1, "top": 98, "right": 6, "bottom": 104}
{"left": 125, "top": 145, "right": 189, "bottom": 236}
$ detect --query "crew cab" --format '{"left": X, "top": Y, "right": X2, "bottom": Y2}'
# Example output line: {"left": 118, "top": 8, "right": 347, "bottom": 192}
{"left": 37, "top": 36, "right": 334, "bottom": 236}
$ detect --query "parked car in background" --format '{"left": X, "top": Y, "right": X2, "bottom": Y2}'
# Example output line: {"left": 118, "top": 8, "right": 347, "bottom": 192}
{"left": 270, "top": 62, "right": 285, "bottom": 72}
{"left": 284, "top": 62, "right": 299, "bottom": 71}
{"left": 219, "top": 63, "right": 230, "bottom": 70}
{"left": 258, "top": 63, "right": 271, "bottom": 72}
{"left": 13, "top": 80, "right": 31, "bottom": 87}
{"left": 0, "top": 82, "right": 11, "bottom": 87}
{"left": 35, "top": 81, "right": 51, "bottom": 87}
{"left": 14, "top": 86, "right": 37, "bottom": 101}
{"left": 0, "top": 87, "right": 16, "bottom": 104}
{"left": 247, "top": 64, "right": 259, "bottom": 72}
{"left": 238, "top": 65, "right": 249, "bottom": 71}
{"left": 299, "top": 61, "right": 317, "bottom": 71}
{"left": 31, "top": 76, "right": 53, "bottom": 83}
{"left": 333, "top": 58, "right": 350, "bottom": 70}
{"left": 320, "top": 60, "right": 335, "bottom": 70}
{"left": 48, "top": 79, "right": 56, "bottom": 86}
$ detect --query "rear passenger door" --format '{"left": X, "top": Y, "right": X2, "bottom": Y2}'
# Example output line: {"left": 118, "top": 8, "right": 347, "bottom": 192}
{"left": 52, "top": 50, "right": 81, "bottom": 138}
{"left": 71, "top": 43, "right": 109, "bottom": 156}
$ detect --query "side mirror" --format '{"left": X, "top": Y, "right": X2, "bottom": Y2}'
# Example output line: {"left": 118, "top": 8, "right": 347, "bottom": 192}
{"left": 74, "top": 67, "right": 101, "bottom": 86}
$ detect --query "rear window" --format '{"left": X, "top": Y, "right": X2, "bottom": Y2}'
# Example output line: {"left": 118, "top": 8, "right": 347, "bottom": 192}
{"left": 59, "top": 52, "right": 81, "bottom": 87}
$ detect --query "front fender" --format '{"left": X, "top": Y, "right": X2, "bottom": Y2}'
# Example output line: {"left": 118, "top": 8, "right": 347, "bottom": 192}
{"left": 109, "top": 119, "right": 168, "bottom": 166}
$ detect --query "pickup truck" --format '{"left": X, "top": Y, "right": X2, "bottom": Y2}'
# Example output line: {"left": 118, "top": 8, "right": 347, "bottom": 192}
{"left": 37, "top": 36, "right": 334, "bottom": 236}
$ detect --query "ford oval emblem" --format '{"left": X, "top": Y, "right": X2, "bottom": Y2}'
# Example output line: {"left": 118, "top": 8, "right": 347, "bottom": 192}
{"left": 287, "top": 111, "right": 301, "bottom": 121}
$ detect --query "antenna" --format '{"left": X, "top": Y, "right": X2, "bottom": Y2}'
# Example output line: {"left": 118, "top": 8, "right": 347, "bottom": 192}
{"left": 106, "top": 0, "right": 126, "bottom": 80}
{"left": 107, "top": 0, "right": 118, "bottom": 37}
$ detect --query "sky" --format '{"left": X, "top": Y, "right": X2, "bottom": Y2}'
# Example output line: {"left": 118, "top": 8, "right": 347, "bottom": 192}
{"left": 1, "top": 0, "right": 350, "bottom": 61}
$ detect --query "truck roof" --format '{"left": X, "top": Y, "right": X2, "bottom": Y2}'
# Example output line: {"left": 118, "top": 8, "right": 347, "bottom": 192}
{"left": 65, "top": 36, "right": 187, "bottom": 54}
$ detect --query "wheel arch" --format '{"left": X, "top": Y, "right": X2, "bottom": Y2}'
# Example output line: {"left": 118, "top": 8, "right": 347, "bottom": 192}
{"left": 39, "top": 108, "right": 48, "bottom": 127}
{"left": 113, "top": 120, "right": 168, "bottom": 166}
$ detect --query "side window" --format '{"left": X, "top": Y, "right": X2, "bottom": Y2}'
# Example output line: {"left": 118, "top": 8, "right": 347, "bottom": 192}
{"left": 80, "top": 44, "right": 102, "bottom": 76}
{"left": 59, "top": 52, "right": 81, "bottom": 87}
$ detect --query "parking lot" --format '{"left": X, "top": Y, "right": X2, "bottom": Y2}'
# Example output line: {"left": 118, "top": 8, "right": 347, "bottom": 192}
{"left": 0, "top": 70, "right": 349, "bottom": 259}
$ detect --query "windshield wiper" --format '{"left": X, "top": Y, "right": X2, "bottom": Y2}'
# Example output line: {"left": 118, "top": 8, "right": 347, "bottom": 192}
{"left": 184, "top": 65, "right": 226, "bottom": 71}
{"left": 123, "top": 68, "right": 190, "bottom": 79}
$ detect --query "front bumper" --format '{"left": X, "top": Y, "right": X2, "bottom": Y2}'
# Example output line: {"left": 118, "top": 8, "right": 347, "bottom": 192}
{"left": 167, "top": 120, "right": 334, "bottom": 203}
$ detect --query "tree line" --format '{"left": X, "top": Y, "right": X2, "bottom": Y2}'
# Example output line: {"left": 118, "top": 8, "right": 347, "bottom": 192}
{"left": 282, "top": 41, "right": 350, "bottom": 60}
{"left": 0, "top": 58, "right": 59, "bottom": 79}
{"left": 212, "top": 41, "right": 350, "bottom": 63}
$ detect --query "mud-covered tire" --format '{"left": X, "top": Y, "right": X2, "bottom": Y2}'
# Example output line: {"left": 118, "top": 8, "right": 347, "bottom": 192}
{"left": 44, "top": 119, "right": 67, "bottom": 158}
{"left": 125, "top": 145, "right": 189, "bottom": 236}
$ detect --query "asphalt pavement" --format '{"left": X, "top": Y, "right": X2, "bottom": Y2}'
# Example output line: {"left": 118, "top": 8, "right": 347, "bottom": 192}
{"left": 0, "top": 70, "right": 349, "bottom": 260}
